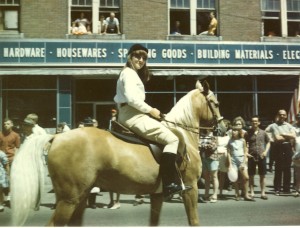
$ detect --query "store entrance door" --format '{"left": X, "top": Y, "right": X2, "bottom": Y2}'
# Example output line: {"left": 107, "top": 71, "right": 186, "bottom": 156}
{"left": 93, "top": 102, "right": 116, "bottom": 129}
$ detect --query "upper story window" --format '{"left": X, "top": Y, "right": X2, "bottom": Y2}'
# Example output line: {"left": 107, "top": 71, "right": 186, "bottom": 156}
{"left": 261, "top": 0, "right": 300, "bottom": 37}
{"left": 70, "top": 0, "right": 121, "bottom": 35}
{"left": 99, "top": 0, "right": 121, "bottom": 34}
{"left": 287, "top": 0, "right": 300, "bottom": 36}
{"left": 169, "top": 0, "right": 217, "bottom": 36}
{"left": 0, "top": 0, "right": 20, "bottom": 32}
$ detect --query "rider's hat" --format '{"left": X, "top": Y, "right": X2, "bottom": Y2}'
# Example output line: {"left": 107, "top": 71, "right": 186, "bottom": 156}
{"left": 128, "top": 44, "right": 148, "bottom": 55}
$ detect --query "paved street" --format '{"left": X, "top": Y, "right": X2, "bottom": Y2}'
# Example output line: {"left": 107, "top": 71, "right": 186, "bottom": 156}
{"left": 1, "top": 170, "right": 300, "bottom": 226}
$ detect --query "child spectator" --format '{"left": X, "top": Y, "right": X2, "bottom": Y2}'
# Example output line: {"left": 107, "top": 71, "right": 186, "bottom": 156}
{"left": 227, "top": 126, "right": 255, "bottom": 201}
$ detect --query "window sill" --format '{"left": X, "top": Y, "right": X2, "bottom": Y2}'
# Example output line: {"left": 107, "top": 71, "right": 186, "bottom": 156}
{"left": 167, "top": 35, "right": 222, "bottom": 41}
{"left": 0, "top": 31, "right": 24, "bottom": 39}
{"left": 261, "top": 36, "right": 300, "bottom": 42}
{"left": 66, "top": 33, "right": 125, "bottom": 40}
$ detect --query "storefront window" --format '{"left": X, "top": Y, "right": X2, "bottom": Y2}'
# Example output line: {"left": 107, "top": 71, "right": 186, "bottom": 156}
{"left": 258, "top": 93, "right": 292, "bottom": 128}
{"left": 217, "top": 76, "right": 253, "bottom": 91}
{"left": 75, "top": 79, "right": 115, "bottom": 102}
{"left": 257, "top": 75, "right": 298, "bottom": 91}
{"left": 2, "top": 91, "right": 56, "bottom": 129}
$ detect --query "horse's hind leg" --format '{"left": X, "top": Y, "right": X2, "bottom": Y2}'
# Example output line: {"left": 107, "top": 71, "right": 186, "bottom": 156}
{"left": 149, "top": 193, "right": 164, "bottom": 226}
{"left": 46, "top": 200, "right": 77, "bottom": 226}
{"left": 67, "top": 197, "right": 88, "bottom": 226}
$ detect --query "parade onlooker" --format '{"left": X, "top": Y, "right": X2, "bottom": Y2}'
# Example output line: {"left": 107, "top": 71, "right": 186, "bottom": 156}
{"left": 245, "top": 116, "right": 270, "bottom": 200}
{"left": 171, "top": 20, "right": 182, "bottom": 35}
{"left": 268, "top": 109, "right": 296, "bottom": 195}
{"left": 56, "top": 122, "right": 71, "bottom": 133}
{"left": 72, "top": 12, "right": 91, "bottom": 35}
{"left": 0, "top": 118, "right": 20, "bottom": 208}
{"left": 0, "top": 118, "right": 20, "bottom": 166}
{"left": 265, "top": 115, "right": 279, "bottom": 173}
{"left": 217, "top": 119, "right": 231, "bottom": 198}
{"left": 292, "top": 113, "right": 300, "bottom": 197}
{"left": 98, "top": 15, "right": 107, "bottom": 34}
{"left": 26, "top": 113, "right": 47, "bottom": 135}
{"left": 104, "top": 12, "right": 121, "bottom": 34}
{"left": 199, "top": 130, "right": 219, "bottom": 203}
{"left": 199, "top": 12, "right": 218, "bottom": 35}
{"left": 0, "top": 150, "right": 9, "bottom": 212}
{"left": 227, "top": 125, "right": 254, "bottom": 201}
{"left": 105, "top": 109, "right": 121, "bottom": 209}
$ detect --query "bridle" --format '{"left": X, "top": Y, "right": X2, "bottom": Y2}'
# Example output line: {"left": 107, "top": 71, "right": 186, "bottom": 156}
{"left": 161, "top": 91, "right": 223, "bottom": 134}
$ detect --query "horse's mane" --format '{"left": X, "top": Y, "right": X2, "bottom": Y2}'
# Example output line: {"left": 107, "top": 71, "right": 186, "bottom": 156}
{"left": 166, "top": 89, "right": 200, "bottom": 126}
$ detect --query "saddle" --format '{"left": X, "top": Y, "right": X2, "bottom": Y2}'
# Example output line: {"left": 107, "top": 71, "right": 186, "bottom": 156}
{"left": 109, "top": 120, "right": 163, "bottom": 164}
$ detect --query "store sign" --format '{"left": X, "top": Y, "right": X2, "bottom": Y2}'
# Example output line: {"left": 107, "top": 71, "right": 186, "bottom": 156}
{"left": 0, "top": 41, "right": 300, "bottom": 67}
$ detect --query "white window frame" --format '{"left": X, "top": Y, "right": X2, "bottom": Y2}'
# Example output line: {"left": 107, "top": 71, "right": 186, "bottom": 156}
{"left": 169, "top": 0, "right": 216, "bottom": 35}
{"left": 262, "top": 0, "right": 300, "bottom": 37}
{"left": 69, "top": 0, "right": 120, "bottom": 34}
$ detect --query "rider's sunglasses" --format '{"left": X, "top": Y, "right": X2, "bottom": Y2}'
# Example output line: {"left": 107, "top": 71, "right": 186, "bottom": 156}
{"left": 132, "top": 53, "right": 148, "bottom": 61}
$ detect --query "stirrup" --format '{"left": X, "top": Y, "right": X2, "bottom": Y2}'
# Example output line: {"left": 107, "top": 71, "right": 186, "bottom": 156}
{"left": 163, "top": 183, "right": 192, "bottom": 199}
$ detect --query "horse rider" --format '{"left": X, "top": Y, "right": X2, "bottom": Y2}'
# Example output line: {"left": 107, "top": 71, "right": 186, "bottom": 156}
{"left": 114, "top": 43, "right": 190, "bottom": 198}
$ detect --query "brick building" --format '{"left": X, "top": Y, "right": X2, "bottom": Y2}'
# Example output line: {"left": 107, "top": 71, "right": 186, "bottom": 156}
{"left": 0, "top": 0, "right": 299, "bottom": 130}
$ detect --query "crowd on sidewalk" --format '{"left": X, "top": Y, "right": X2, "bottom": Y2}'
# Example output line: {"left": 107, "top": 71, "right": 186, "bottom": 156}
{"left": 197, "top": 109, "right": 300, "bottom": 204}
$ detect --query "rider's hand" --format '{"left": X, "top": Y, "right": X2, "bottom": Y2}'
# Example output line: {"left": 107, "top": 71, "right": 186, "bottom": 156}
{"left": 149, "top": 108, "right": 161, "bottom": 119}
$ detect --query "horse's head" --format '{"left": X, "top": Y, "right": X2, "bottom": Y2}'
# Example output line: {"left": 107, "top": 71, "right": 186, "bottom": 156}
{"left": 195, "top": 80, "right": 227, "bottom": 136}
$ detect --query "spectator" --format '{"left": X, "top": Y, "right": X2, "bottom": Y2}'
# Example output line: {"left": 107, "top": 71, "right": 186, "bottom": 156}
{"left": 217, "top": 119, "right": 231, "bottom": 198}
{"left": 0, "top": 118, "right": 20, "bottom": 166}
{"left": 98, "top": 15, "right": 107, "bottom": 34}
{"left": 26, "top": 113, "right": 47, "bottom": 135}
{"left": 21, "top": 117, "right": 36, "bottom": 141}
{"left": 72, "top": 12, "right": 91, "bottom": 35}
{"left": 199, "top": 130, "right": 219, "bottom": 203}
{"left": 0, "top": 150, "right": 9, "bottom": 212}
{"left": 83, "top": 117, "right": 101, "bottom": 209}
{"left": 245, "top": 116, "right": 270, "bottom": 200}
{"left": 171, "top": 21, "right": 182, "bottom": 35}
{"left": 199, "top": 12, "right": 217, "bottom": 36}
{"left": 292, "top": 113, "right": 300, "bottom": 197}
{"left": 227, "top": 116, "right": 247, "bottom": 138}
{"left": 265, "top": 115, "right": 279, "bottom": 173}
{"left": 227, "top": 125, "right": 254, "bottom": 201}
{"left": 0, "top": 118, "right": 20, "bottom": 208}
{"left": 104, "top": 109, "right": 121, "bottom": 209}
{"left": 104, "top": 12, "right": 121, "bottom": 34}
{"left": 56, "top": 122, "right": 71, "bottom": 134}
{"left": 268, "top": 109, "right": 296, "bottom": 195}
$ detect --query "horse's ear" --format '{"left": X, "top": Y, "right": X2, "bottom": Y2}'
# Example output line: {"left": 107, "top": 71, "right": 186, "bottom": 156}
{"left": 203, "top": 80, "right": 210, "bottom": 94}
{"left": 195, "top": 80, "right": 204, "bottom": 92}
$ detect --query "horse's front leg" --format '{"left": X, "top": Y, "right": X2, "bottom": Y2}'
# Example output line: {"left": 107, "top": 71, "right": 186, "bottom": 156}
{"left": 149, "top": 193, "right": 164, "bottom": 226}
{"left": 182, "top": 183, "right": 200, "bottom": 226}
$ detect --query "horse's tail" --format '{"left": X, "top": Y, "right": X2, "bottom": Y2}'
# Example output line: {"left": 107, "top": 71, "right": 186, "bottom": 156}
{"left": 10, "top": 134, "right": 54, "bottom": 226}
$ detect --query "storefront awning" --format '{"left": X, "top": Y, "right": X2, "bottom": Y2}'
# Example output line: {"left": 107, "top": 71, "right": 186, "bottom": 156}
{"left": 0, "top": 68, "right": 299, "bottom": 77}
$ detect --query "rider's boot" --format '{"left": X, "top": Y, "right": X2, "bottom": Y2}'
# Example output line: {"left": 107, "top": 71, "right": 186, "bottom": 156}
{"left": 160, "top": 152, "right": 191, "bottom": 199}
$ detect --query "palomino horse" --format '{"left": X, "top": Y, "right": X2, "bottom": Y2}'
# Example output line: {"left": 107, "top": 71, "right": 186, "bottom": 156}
{"left": 10, "top": 80, "right": 226, "bottom": 226}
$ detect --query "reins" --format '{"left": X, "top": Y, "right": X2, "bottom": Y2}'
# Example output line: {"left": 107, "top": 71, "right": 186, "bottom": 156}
{"left": 160, "top": 91, "right": 223, "bottom": 134}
